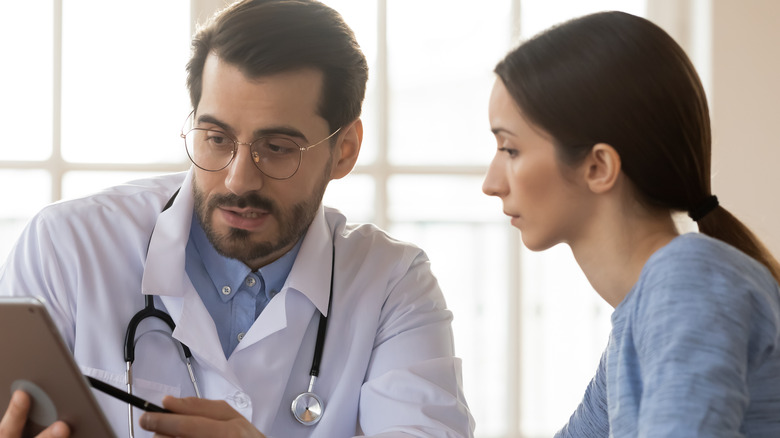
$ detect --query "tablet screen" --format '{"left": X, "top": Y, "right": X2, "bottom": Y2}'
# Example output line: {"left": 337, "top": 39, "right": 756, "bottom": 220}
{"left": 0, "top": 297, "right": 116, "bottom": 437}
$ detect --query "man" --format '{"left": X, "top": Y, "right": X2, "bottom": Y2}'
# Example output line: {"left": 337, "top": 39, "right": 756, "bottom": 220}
{"left": 0, "top": 1, "right": 474, "bottom": 437}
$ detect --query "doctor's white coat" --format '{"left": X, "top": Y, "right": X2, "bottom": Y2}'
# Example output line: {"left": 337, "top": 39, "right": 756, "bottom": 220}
{"left": 0, "top": 171, "right": 475, "bottom": 437}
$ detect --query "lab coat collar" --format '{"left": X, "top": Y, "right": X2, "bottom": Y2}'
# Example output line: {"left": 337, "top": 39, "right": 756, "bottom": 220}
{"left": 142, "top": 170, "right": 195, "bottom": 298}
{"left": 285, "top": 204, "right": 334, "bottom": 317}
{"left": 140, "top": 171, "right": 235, "bottom": 377}
{"left": 141, "top": 171, "right": 335, "bottom": 312}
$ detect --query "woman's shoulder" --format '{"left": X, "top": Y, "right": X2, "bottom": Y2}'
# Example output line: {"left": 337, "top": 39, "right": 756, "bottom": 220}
{"left": 628, "top": 232, "right": 780, "bottom": 318}
{"left": 646, "top": 233, "right": 773, "bottom": 287}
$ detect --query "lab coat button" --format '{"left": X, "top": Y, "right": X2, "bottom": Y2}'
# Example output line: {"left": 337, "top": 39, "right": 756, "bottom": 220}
{"left": 234, "top": 392, "right": 250, "bottom": 408}
{"left": 245, "top": 277, "right": 256, "bottom": 287}
{"left": 221, "top": 286, "right": 231, "bottom": 295}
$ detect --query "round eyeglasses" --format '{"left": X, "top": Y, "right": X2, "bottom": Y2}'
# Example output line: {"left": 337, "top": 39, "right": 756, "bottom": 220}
{"left": 181, "top": 112, "right": 341, "bottom": 180}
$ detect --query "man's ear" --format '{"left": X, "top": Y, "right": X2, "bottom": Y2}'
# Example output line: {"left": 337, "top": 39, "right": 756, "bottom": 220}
{"left": 330, "top": 118, "right": 363, "bottom": 180}
{"left": 583, "top": 143, "right": 621, "bottom": 194}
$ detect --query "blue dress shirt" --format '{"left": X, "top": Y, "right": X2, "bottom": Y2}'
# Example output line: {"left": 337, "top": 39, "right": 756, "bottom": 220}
{"left": 185, "top": 213, "right": 302, "bottom": 358}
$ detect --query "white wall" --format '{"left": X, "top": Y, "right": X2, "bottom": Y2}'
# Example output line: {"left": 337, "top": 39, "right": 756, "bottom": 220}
{"left": 710, "top": 0, "right": 780, "bottom": 256}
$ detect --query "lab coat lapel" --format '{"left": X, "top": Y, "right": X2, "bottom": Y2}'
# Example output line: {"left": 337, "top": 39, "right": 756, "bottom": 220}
{"left": 233, "top": 204, "right": 334, "bottom": 353}
{"left": 285, "top": 205, "right": 334, "bottom": 316}
{"left": 228, "top": 289, "right": 317, "bottom": 427}
{"left": 142, "top": 170, "right": 194, "bottom": 299}
{"left": 140, "top": 171, "right": 234, "bottom": 380}
{"left": 228, "top": 206, "right": 334, "bottom": 425}
{"left": 164, "top": 287, "right": 233, "bottom": 379}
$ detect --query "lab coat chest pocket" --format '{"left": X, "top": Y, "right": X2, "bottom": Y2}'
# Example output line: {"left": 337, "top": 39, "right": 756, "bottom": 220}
{"left": 82, "top": 365, "right": 182, "bottom": 438}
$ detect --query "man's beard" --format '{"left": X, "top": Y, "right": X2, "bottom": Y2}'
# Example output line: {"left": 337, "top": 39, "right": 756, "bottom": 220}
{"left": 192, "top": 174, "right": 328, "bottom": 266}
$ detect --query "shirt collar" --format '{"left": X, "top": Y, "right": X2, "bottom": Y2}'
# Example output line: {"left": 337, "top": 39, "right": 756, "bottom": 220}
{"left": 189, "top": 212, "right": 302, "bottom": 303}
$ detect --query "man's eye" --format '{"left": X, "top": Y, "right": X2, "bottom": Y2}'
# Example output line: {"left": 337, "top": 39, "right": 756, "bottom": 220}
{"left": 261, "top": 138, "right": 298, "bottom": 155}
{"left": 207, "top": 133, "right": 230, "bottom": 145}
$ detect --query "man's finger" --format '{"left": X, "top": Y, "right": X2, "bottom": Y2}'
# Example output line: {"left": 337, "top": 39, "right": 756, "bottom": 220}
{"left": 0, "top": 391, "right": 31, "bottom": 437}
{"left": 0, "top": 391, "right": 70, "bottom": 438}
{"left": 161, "top": 397, "right": 241, "bottom": 421}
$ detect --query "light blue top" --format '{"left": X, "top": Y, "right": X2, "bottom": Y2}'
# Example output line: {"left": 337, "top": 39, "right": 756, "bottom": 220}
{"left": 185, "top": 213, "right": 302, "bottom": 358}
{"left": 556, "top": 233, "right": 780, "bottom": 437}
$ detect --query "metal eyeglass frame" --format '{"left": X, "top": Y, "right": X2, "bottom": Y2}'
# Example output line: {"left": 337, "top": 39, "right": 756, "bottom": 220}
{"left": 180, "top": 111, "right": 341, "bottom": 180}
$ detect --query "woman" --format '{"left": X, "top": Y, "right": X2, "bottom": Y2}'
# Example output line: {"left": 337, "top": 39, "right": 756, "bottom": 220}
{"left": 482, "top": 11, "right": 780, "bottom": 436}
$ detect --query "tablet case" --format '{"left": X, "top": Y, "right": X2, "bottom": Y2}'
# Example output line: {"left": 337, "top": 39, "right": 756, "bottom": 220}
{"left": 0, "top": 297, "right": 116, "bottom": 437}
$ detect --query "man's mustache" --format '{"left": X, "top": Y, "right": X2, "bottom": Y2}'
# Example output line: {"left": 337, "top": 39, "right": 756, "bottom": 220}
{"left": 208, "top": 193, "right": 277, "bottom": 214}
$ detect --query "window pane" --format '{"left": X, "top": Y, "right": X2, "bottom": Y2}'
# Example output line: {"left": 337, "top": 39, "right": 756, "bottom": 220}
{"left": 62, "top": 170, "right": 176, "bottom": 201}
{"left": 386, "top": 1, "right": 511, "bottom": 166}
{"left": 0, "top": 2, "right": 53, "bottom": 161}
{"left": 393, "top": 222, "right": 512, "bottom": 436}
{"left": 515, "top": 2, "right": 647, "bottom": 436}
{"left": 322, "top": 174, "right": 375, "bottom": 223}
{"left": 0, "top": 170, "right": 51, "bottom": 263}
{"left": 521, "top": 0, "right": 646, "bottom": 37}
{"left": 388, "top": 175, "right": 502, "bottom": 223}
{"left": 518, "top": 245, "right": 613, "bottom": 436}
{"left": 61, "top": 1, "right": 191, "bottom": 164}
{"left": 321, "top": 0, "right": 378, "bottom": 165}
{"left": 388, "top": 174, "right": 510, "bottom": 435}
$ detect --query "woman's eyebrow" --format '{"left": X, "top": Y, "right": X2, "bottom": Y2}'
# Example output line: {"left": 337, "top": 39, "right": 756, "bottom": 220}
{"left": 491, "top": 127, "right": 515, "bottom": 137}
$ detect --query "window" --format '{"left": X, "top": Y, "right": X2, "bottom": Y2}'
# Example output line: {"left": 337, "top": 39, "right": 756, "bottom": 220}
{"left": 1, "top": 1, "right": 655, "bottom": 437}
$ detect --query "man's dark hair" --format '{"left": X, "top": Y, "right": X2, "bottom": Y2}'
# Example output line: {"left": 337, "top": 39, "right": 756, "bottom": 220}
{"left": 187, "top": 0, "right": 368, "bottom": 132}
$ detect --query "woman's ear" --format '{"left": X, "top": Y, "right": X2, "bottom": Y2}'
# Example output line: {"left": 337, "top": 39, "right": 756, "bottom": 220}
{"left": 330, "top": 119, "right": 363, "bottom": 180}
{"left": 583, "top": 143, "right": 621, "bottom": 194}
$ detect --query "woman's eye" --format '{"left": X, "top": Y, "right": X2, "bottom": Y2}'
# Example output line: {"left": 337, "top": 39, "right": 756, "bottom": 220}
{"left": 498, "top": 147, "right": 519, "bottom": 158}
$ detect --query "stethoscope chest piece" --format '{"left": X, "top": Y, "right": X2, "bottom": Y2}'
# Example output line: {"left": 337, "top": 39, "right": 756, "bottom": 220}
{"left": 291, "top": 391, "right": 324, "bottom": 425}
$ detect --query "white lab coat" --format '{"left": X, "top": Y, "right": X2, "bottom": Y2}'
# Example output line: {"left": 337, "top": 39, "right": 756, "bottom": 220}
{"left": 0, "top": 170, "right": 474, "bottom": 438}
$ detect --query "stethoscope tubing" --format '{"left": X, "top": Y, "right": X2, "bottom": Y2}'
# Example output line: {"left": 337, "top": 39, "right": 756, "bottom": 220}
{"left": 291, "top": 243, "right": 335, "bottom": 426}
{"left": 123, "top": 187, "right": 335, "bottom": 431}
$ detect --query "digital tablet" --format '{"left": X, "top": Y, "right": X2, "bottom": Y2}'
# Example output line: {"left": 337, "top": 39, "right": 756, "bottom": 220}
{"left": 0, "top": 297, "right": 117, "bottom": 437}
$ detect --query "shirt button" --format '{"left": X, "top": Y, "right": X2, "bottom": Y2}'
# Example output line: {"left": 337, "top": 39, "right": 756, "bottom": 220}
{"left": 221, "top": 286, "right": 231, "bottom": 295}
{"left": 245, "top": 277, "right": 256, "bottom": 287}
{"left": 234, "top": 392, "right": 250, "bottom": 408}
{"left": 237, "top": 332, "right": 245, "bottom": 342}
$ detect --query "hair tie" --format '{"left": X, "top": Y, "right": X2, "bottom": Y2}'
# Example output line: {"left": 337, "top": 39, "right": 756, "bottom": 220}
{"left": 688, "top": 195, "right": 719, "bottom": 221}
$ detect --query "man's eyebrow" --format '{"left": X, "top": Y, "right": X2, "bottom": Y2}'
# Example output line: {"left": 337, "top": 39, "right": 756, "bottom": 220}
{"left": 196, "top": 114, "right": 233, "bottom": 133}
{"left": 253, "top": 126, "right": 307, "bottom": 142}
{"left": 195, "top": 114, "right": 307, "bottom": 142}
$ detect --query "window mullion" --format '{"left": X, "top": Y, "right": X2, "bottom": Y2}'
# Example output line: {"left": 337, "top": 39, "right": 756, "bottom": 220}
{"left": 52, "top": 0, "right": 64, "bottom": 202}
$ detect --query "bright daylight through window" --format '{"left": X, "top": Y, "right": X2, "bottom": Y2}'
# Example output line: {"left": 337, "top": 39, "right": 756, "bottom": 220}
{"left": 0, "top": 1, "right": 646, "bottom": 437}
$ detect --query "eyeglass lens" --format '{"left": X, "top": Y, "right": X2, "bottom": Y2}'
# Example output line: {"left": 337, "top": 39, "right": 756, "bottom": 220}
{"left": 184, "top": 129, "right": 303, "bottom": 179}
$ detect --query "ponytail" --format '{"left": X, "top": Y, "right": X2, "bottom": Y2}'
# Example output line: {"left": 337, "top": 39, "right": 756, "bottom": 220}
{"left": 696, "top": 206, "right": 780, "bottom": 284}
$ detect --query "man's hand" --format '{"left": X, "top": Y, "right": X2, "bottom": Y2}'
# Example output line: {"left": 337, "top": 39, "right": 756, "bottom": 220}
{"left": 0, "top": 391, "right": 69, "bottom": 438}
{"left": 139, "top": 396, "right": 266, "bottom": 438}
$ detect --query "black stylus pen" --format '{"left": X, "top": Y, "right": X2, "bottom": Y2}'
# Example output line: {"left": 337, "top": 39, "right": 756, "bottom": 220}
{"left": 85, "top": 376, "right": 172, "bottom": 413}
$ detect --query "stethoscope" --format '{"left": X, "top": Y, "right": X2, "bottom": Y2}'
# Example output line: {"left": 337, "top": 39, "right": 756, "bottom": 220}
{"left": 123, "top": 189, "right": 333, "bottom": 437}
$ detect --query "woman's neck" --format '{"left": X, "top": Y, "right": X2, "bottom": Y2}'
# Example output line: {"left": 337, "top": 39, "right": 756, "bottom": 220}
{"left": 570, "top": 206, "right": 679, "bottom": 308}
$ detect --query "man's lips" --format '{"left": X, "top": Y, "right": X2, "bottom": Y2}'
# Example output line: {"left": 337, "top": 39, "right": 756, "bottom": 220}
{"left": 217, "top": 206, "right": 271, "bottom": 230}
